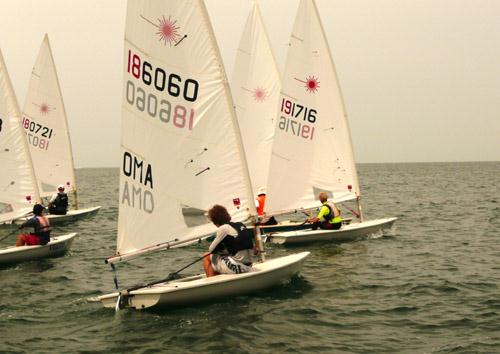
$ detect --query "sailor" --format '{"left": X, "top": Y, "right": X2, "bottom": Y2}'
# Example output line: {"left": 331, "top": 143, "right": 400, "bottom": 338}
{"left": 255, "top": 187, "right": 277, "bottom": 226}
{"left": 48, "top": 184, "right": 69, "bottom": 215}
{"left": 307, "top": 192, "right": 342, "bottom": 230}
{"left": 256, "top": 187, "right": 267, "bottom": 216}
{"left": 203, "top": 204, "right": 254, "bottom": 277}
{"left": 16, "top": 204, "right": 51, "bottom": 246}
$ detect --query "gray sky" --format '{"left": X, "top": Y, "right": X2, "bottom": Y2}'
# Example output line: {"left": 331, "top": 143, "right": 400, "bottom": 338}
{"left": 1, "top": 0, "right": 499, "bottom": 168}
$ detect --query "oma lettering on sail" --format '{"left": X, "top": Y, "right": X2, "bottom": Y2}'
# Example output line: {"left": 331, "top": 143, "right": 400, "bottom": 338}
{"left": 121, "top": 151, "right": 154, "bottom": 214}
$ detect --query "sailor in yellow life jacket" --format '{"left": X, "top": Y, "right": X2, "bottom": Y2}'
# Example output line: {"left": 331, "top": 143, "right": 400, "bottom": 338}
{"left": 307, "top": 192, "right": 342, "bottom": 230}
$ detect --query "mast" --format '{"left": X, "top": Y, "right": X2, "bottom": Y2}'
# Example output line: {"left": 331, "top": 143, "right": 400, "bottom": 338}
{"left": 198, "top": 0, "right": 256, "bottom": 217}
{"left": 19, "top": 96, "right": 42, "bottom": 206}
{"left": 199, "top": 0, "right": 264, "bottom": 259}
{"left": 311, "top": 0, "right": 362, "bottom": 220}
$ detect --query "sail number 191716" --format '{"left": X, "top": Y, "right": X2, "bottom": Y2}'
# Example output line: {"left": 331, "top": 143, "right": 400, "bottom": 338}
{"left": 279, "top": 98, "right": 316, "bottom": 140}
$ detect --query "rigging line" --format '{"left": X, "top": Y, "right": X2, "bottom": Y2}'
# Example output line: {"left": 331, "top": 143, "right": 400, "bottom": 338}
{"left": 0, "top": 228, "right": 20, "bottom": 242}
{"left": 344, "top": 205, "right": 360, "bottom": 218}
{"left": 110, "top": 263, "right": 119, "bottom": 290}
{"left": 115, "top": 253, "right": 212, "bottom": 311}
{"left": 106, "top": 229, "right": 216, "bottom": 265}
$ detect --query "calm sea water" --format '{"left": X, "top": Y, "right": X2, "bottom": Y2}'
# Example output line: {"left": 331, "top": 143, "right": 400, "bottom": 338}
{"left": 1, "top": 162, "right": 499, "bottom": 353}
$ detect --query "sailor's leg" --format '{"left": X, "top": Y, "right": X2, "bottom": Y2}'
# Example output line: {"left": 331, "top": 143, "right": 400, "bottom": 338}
{"left": 203, "top": 252, "right": 218, "bottom": 277}
{"left": 215, "top": 256, "right": 252, "bottom": 274}
{"left": 319, "top": 221, "right": 334, "bottom": 230}
{"left": 16, "top": 234, "right": 27, "bottom": 246}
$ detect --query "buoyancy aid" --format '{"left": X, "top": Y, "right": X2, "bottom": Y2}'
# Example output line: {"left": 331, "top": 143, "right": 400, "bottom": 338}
{"left": 256, "top": 194, "right": 266, "bottom": 216}
{"left": 322, "top": 202, "right": 342, "bottom": 224}
{"left": 36, "top": 216, "right": 51, "bottom": 245}
{"left": 216, "top": 222, "right": 254, "bottom": 256}
{"left": 54, "top": 193, "right": 68, "bottom": 210}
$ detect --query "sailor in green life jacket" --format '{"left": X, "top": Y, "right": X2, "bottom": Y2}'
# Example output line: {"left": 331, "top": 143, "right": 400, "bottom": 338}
{"left": 307, "top": 192, "right": 342, "bottom": 230}
{"left": 48, "top": 184, "right": 69, "bottom": 215}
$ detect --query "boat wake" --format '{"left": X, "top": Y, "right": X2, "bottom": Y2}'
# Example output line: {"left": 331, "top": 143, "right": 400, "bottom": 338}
{"left": 86, "top": 296, "right": 102, "bottom": 303}
{"left": 366, "top": 229, "right": 384, "bottom": 239}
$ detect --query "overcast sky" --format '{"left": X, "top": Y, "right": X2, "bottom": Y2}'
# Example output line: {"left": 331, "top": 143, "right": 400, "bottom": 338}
{"left": 1, "top": 0, "right": 498, "bottom": 167}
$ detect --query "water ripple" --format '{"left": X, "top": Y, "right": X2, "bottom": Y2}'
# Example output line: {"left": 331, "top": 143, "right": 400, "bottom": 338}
{"left": 1, "top": 164, "right": 500, "bottom": 353}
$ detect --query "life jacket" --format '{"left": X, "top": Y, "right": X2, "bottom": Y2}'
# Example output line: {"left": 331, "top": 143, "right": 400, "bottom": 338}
{"left": 215, "top": 222, "right": 254, "bottom": 256}
{"left": 36, "top": 216, "right": 51, "bottom": 245}
{"left": 54, "top": 193, "right": 68, "bottom": 211}
{"left": 322, "top": 202, "right": 342, "bottom": 224}
{"left": 256, "top": 194, "right": 266, "bottom": 216}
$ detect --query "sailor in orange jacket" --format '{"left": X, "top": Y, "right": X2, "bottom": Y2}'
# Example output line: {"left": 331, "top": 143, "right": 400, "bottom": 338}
{"left": 255, "top": 187, "right": 278, "bottom": 226}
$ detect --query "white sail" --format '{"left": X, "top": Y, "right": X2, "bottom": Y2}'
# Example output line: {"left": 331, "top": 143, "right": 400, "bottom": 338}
{"left": 116, "top": 0, "right": 256, "bottom": 259}
{"left": 231, "top": 0, "right": 281, "bottom": 194}
{"left": 22, "top": 34, "right": 77, "bottom": 200}
{"left": 0, "top": 49, "right": 40, "bottom": 223}
{"left": 266, "top": 0, "right": 360, "bottom": 215}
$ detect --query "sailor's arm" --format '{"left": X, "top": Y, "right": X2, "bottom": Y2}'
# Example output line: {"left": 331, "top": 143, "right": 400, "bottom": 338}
{"left": 308, "top": 205, "right": 327, "bottom": 223}
{"left": 208, "top": 225, "right": 229, "bottom": 253}
{"left": 19, "top": 217, "right": 36, "bottom": 229}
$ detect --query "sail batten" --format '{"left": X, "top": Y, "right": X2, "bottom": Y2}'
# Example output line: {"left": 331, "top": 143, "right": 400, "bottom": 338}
{"left": 116, "top": 0, "right": 257, "bottom": 259}
{"left": 266, "top": 0, "right": 360, "bottom": 215}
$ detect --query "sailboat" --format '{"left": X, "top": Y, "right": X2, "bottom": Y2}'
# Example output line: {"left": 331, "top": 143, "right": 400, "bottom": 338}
{"left": 15, "top": 35, "right": 100, "bottom": 225}
{"left": 98, "top": 0, "right": 309, "bottom": 310}
{"left": 232, "top": 1, "right": 279, "bottom": 202}
{"left": 231, "top": 0, "right": 311, "bottom": 234}
{"left": 265, "top": 0, "right": 397, "bottom": 245}
{"left": 0, "top": 50, "right": 39, "bottom": 225}
{"left": 0, "top": 48, "right": 76, "bottom": 265}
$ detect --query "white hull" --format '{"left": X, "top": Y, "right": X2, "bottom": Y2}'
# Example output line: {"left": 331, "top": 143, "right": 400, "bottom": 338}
{"left": 0, "top": 233, "right": 77, "bottom": 265}
{"left": 99, "top": 252, "right": 310, "bottom": 310}
{"left": 14, "top": 206, "right": 101, "bottom": 225}
{"left": 268, "top": 217, "right": 397, "bottom": 245}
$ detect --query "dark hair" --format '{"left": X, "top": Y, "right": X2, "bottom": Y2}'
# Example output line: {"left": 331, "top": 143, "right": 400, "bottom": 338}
{"left": 33, "top": 204, "right": 44, "bottom": 216}
{"left": 208, "top": 205, "right": 231, "bottom": 225}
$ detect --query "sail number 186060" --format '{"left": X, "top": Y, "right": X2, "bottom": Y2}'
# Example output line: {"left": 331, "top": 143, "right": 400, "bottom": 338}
{"left": 127, "top": 50, "right": 199, "bottom": 102}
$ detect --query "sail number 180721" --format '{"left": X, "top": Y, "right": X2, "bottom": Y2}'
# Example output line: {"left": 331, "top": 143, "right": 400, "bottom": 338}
{"left": 22, "top": 117, "right": 52, "bottom": 150}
